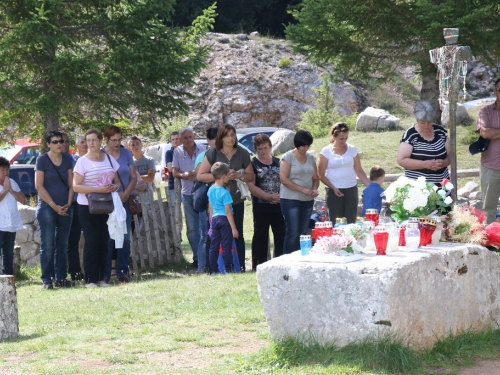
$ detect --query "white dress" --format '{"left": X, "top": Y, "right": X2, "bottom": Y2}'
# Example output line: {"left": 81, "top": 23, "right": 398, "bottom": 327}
{"left": 0, "top": 179, "right": 24, "bottom": 232}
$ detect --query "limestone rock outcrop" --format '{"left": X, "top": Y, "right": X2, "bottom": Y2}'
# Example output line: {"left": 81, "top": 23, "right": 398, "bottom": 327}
{"left": 355, "top": 107, "right": 400, "bottom": 131}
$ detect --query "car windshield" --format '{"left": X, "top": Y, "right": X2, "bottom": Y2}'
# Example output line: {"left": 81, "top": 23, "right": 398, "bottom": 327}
{"left": 0, "top": 145, "right": 20, "bottom": 161}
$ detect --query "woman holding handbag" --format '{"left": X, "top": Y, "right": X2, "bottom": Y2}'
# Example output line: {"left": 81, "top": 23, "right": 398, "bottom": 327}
{"left": 35, "top": 131, "right": 75, "bottom": 289}
{"left": 103, "top": 126, "right": 137, "bottom": 283}
{"left": 73, "top": 129, "right": 120, "bottom": 288}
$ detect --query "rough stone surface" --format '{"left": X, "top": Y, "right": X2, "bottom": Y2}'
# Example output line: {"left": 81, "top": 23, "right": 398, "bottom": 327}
{"left": 355, "top": 107, "right": 400, "bottom": 131}
{"left": 15, "top": 224, "right": 34, "bottom": 244}
{"left": 0, "top": 276, "right": 19, "bottom": 339}
{"left": 458, "top": 181, "right": 480, "bottom": 198}
{"left": 271, "top": 129, "right": 295, "bottom": 155}
{"left": 441, "top": 103, "right": 472, "bottom": 126}
{"left": 257, "top": 243, "right": 500, "bottom": 349}
{"left": 18, "top": 204, "right": 36, "bottom": 224}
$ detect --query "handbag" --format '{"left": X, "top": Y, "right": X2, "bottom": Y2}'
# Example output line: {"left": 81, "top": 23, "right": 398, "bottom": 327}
{"left": 86, "top": 154, "right": 115, "bottom": 214}
{"left": 116, "top": 167, "right": 142, "bottom": 215}
{"left": 192, "top": 180, "right": 210, "bottom": 213}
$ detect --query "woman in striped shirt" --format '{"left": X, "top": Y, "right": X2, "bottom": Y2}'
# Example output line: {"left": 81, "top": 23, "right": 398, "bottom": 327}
{"left": 397, "top": 101, "right": 450, "bottom": 184}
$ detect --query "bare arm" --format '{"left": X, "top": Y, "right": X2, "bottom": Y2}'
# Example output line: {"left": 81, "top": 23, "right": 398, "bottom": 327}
{"left": 197, "top": 156, "right": 215, "bottom": 183}
{"left": 119, "top": 164, "right": 137, "bottom": 201}
{"left": 397, "top": 142, "right": 435, "bottom": 170}
{"left": 141, "top": 168, "right": 155, "bottom": 183}
{"left": 477, "top": 107, "right": 500, "bottom": 140}
{"left": 480, "top": 127, "right": 500, "bottom": 140}
{"left": 353, "top": 155, "right": 370, "bottom": 186}
{"left": 0, "top": 179, "right": 23, "bottom": 204}
{"left": 225, "top": 204, "right": 239, "bottom": 239}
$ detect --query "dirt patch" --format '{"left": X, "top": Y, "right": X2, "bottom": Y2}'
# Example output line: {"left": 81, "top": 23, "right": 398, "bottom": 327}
{"left": 458, "top": 359, "right": 500, "bottom": 375}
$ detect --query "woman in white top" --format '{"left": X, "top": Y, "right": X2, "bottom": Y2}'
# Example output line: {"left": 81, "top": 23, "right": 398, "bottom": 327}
{"left": 279, "top": 130, "right": 319, "bottom": 254}
{"left": 318, "top": 123, "right": 370, "bottom": 224}
{"left": 73, "top": 129, "right": 120, "bottom": 288}
{"left": 0, "top": 157, "right": 25, "bottom": 276}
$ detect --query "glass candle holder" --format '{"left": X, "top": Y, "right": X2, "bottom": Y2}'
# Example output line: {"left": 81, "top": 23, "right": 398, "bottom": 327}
{"left": 363, "top": 221, "right": 376, "bottom": 251}
{"left": 384, "top": 222, "right": 399, "bottom": 252}
{"left": 431, "top": 216, "right": 443, "bottom": 244}
{"left": 315, "top": 222, "right": 326, "bottom": 238}
{"left": 405, "top": 223, "right": 420, "bottom": 252}
{"left": 300, "top": 235, "right": 312, "bottom": 256}
{"left": 365, "top": 209, "right": 379, "bottom": 227}
{"left": 419, "top": 217, "right": 437, "bottom": 246}
{"left": 398, "top": 224, "right": 406, "bottom": 246}
{"left": 324, "top": 221, "right": 333, "bottom": 237}
{"left": 373, "top": 226, "right": 389, "bottom": 255}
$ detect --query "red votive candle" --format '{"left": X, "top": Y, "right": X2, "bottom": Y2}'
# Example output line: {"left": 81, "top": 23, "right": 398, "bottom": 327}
{"left": 365, "top": 209, "right": 379, "bottom": 227}
{"left": 373, "top": 226, "right": 389, "bottom": 255}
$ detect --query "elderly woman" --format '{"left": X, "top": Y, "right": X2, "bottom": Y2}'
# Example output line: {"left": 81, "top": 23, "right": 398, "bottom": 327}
{"left": 318, "top": 123, "right": 370, "bottom": 224}
{"left": 35, "top": 131, "right": 75, "bottom": 289}
{"left": 247, "top": 134, "right": 284, "bottom": 270}
{"left": 197, "top": 124, "right": 254, "bottom": 271}
{"left": 280, "top": 130, "right": 319, "bottom": 254}
{"left": 397, "top": 101, "right": 450, "bottom": 183}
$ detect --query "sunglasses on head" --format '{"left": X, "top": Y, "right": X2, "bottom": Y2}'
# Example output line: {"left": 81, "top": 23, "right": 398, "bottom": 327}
{"left": 50, "top": 139, "right": 65, "bottom": 144}
{"left": 335, "top": 123, "right": 349, "bottom": 131}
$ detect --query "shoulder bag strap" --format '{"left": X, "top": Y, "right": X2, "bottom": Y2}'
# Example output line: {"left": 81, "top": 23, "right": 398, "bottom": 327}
{"left": 45, "top": 153, "right": 69, "bottom": 191}
{"left": 107, "top": 153, "right": 125, "bottom": 191}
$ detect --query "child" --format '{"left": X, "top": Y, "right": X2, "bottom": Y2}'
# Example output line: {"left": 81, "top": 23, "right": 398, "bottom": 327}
{"left": 362, "top": 165, "right": 386, "bottom": 216}
{"left": 207, "top": 162, "right": 238, "bottom": 274}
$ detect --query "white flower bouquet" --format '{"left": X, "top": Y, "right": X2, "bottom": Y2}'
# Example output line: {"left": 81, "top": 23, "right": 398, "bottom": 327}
{"left": 384, "top": 176, "right": 453, "bottom": 224}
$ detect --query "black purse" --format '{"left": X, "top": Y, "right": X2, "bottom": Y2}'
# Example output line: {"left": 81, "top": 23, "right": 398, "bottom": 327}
{"left": 192, "top": 181, "right": 210, "bottom": 213}
{"left": 87, "top": 154, "right": 115, "bottom": 214}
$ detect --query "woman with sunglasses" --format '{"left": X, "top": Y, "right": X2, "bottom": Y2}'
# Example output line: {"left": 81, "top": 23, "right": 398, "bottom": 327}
{"left": 35, "top": 131, "right": 75, "bottom": 289}
{"left": 318, "top": 123, "right": 370, "bottom": 224}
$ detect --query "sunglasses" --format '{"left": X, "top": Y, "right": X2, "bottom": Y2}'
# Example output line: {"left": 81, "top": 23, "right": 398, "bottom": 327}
{"left": 50, "top": 139, "right": 65, "bottom": 144}
{"left": 335, "top": 123, "right": 349, "bottom": 131}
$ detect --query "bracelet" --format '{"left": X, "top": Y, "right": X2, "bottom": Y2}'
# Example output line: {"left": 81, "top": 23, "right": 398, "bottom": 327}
{"left": 48, "top": 201, "right": 54, "bottom": 205}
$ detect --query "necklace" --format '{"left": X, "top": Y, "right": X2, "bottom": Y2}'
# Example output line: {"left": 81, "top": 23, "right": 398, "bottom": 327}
{"left": 221, "top": 148, "right": 235, "bottom": 159}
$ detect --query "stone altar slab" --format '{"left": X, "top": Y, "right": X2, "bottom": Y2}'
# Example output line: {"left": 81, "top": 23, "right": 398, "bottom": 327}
{"left": 0, "top": 275, "right": 19, "bottom": 339}
{"left": 256, "top": 243, "right": 500, "bottom": 348}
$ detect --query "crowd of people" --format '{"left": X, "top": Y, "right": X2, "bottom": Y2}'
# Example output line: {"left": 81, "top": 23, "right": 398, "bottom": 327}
{"left": 1, "top": 93, "right": 499, "bottom": 284}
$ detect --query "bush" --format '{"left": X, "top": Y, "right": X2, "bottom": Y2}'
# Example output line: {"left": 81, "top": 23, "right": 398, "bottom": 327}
{"left": 278, "top": 58, "right": 292, "bottom": 68}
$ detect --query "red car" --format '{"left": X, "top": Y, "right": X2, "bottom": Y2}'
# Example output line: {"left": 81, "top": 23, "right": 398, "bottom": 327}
{"left": 0, "top": 140, "right": 40, "bottom": 164}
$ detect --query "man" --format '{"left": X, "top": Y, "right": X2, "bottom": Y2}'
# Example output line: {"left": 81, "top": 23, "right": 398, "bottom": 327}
{"left": 128, "top": 136, "right": 155, "bottom": 190}
{"left": 476, "top": 78, "right": 500, "bottom": 224}
{"left": 62, "top": 133, "right": 86, "bottom": 280}
{"left": 172, "top": 128, "right": 206, "bottom": 268}
{"left": 165, "top": 131, "right": 180, "bottom": 204}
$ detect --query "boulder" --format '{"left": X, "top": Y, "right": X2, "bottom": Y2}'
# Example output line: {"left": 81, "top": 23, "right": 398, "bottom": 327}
{"left": 18, "top": 205, "right": 36, "bottom": 224}
{"left": 457, "top": 181, "right": 480, "bottom": 198}
{"left": 33, "top": 230, "right": 41, "bottom": 245}
{"left": 250, "top": 31, "right": 260, "bottom": 37}
{"left": 0, "top": 276, "right": 19, "bottom": 339}
{"left": 355, "top": 107, "right": 400, "bottom": 131}
{"left": 15, "top": 224, "right": 34, "bottom": 244}
{"left": 19, "top": 242, "right": 38, "bottom": 262}
{"left": 270, "top": 129, "right": 295, "bottom": 155}
{"left": 257, "top": 244, "right": 500, "bottom": 348}
{"left": 236, "top": 34, "right": 249, "bottom": 41}
{"left": 469, "top": 191, "right": 483, "bottom": 201}
{"left": 441, "top": 102, "right": 472, "bottom": 126}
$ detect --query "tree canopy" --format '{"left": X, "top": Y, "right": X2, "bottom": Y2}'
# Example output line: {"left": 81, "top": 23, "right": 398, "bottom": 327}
{"left": 285, "top": 0, "right": 500, "bottom": 106}
{"left": 0, "top": 1, "right": 216, "bottom": 140}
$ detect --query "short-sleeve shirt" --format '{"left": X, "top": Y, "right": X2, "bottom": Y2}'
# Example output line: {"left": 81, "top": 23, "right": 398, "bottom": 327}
{"left": 251, "top": 156, "right": 281, "bottom": 214}
{"left": 279, "top": 151, "right": 316, "bottom": 201}
{"left": 74, "top": 154, "right": 120, "bottom": 205}
{"left": 134, "top": 154, "right": 155, "bottom": 189}
{"left": 35, "top": 153, "right": 73, "bottom": 207}
{"left": 476, "top": 102, "right": 500, "bottom": 170}
{"left": 208, "top": 185, "right": 233, "bottom": 217}
{"left": 320, "top": 144, "right": 358, "bottom": 189}
{"left": 362, "top": 182, "right": 385, "bottom": 216}
{"left": 104, "top": 148, "right": 134, "bottom": 192}
{"left": 194, "top": 151, "right": 206, "bottom": 170}
{"left": 207, "top": 146, "right": 251, "bottom": 205}
{"left": 0, "top": 179, "right": 23, "bottom": 232}
{"left": 172, "top": 143, "right": 207, "bottom": 195}
{"left": 400, "top": 124, "right": 450, "bottom": 183}
{"left": 165, "top": 148, "right": 175, "bottom": 190}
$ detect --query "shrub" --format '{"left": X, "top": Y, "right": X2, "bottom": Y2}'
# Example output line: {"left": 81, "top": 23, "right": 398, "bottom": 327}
{"left": 278, "top": 58, "right": 292, "bottom": 68}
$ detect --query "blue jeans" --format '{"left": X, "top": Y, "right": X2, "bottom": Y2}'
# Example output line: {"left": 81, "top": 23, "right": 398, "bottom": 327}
{"left": 36, "top": 204, "right": 73, "bottom": 284}
{"left": 232, "top": 202, "right": 246, "bottom": 271}
{"left": 280, "top": 199, "right": 314, "bottom": 255}
{"left": 105, "top": 202, "right": 132, "bottom": 280}
{"left": 0, "top": 231, "right": 16, "bottom": 276}
{"left": 198, "top": 210, "right": 208, "bottom": 271}
{"left": 182, "top": 194, "right": 200, "bottom": 262}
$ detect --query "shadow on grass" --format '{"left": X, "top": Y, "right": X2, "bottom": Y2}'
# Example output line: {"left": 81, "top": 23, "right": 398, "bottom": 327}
{"left": 0, "top": 332, "right": 45, "bottom": 343}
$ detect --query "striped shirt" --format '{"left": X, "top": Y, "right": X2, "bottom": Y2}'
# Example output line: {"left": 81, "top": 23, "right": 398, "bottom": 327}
{"left": 401, "top": 124, "right": 450, "bottom": 183}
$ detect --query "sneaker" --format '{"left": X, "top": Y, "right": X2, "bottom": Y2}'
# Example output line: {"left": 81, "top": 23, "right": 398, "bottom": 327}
{"left": 191, "top": 261, "right": 198, "bottom": 269}
{"left": 55, "top": 279, "right": 73, "bottom": 288}
{"left": 210, "top": 272, "right": 216, "bottom": 277}
{"left": 97, "top": 280, "right": 111, "bottom": 287}
{"left": 85, "top": 283, "right": 98, "bottom": 288}
{"left": 71, "top": 272, "right": 85, "bottom": 281}
{"left": 43, "top": 283, "right": 53, "bottom": 290}
{"left": 118, "top": 275, "right": 130, "bottom": 284}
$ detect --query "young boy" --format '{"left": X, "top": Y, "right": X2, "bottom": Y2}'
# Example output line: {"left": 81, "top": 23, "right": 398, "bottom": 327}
{"left": 208, "top": 162, "right": 238, "bottom": 274}
{"left": 362, "top": 165, "right": 386, "bottom": 216}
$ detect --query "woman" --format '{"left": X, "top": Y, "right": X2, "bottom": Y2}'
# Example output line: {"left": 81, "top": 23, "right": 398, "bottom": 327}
{"left": 280, "top": 130, "right": 319, "bottom": 254}
{"left": 73, "top": 129, "right": 120, "bottom": 288}
{"left": 0, "top": 157, "right": 25, "bottom": 277}
{"left": 103, "top": 126, "right": 137, "bottom": 283}
{"left": 35, "top": 131, "right": 74, "bottom": 289}
{"left": 247, "top": 134, "right": 285, "bottom": 270}
{"left": 397, "top": 101, "right": 451, "bottom": 183}
{"left": 318, "top": 123, "right": 370, "bottom": 224}
{"left": 197, "top": 124, "right": 254, "bottom": 271}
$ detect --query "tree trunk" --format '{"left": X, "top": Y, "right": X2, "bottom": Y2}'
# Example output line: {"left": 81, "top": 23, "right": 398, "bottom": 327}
{"left": 41, "top": 112, "right": 59, "bottom": 152}
{"left": 420, "top": 63, "right": 441, "bottom": 124}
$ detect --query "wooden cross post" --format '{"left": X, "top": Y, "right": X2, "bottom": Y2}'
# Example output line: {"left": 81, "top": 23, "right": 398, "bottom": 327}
{"left": 429, "top": 28, "right": 472, "bottom": 202}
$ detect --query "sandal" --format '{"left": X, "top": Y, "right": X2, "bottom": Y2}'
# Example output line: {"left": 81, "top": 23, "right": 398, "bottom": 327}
{"left": 110, "top": 267, "right": 117, "bottom": 278}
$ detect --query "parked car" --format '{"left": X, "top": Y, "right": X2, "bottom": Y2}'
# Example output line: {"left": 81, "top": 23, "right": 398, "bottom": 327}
{"left": 236, "top": 127, "right": 280, "bottom": 153}
{"left": 9, "top": 164, "right": 36, "bottom": 197}
{"left": 146, "top": 139, "right": 255, "bottom": 183}
{"left": 0, "top": 143, "right": 40, "bottom": 164}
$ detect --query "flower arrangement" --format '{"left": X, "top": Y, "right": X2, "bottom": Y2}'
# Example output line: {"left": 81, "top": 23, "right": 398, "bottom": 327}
{"left": 340, "top": 224, "right": 370, "bottom": 241}
{"left": 442, "top": 206, "right": 487, "bottom": 244}
{"left": 384, "top": 176, "right": 453, "bottom": 223}
{"left": 310, "top": 234, "right": 355, "bottom": 254}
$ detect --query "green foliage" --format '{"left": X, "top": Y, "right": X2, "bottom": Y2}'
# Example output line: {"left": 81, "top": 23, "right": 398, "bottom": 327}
{"left": 298, "top": 76, "right": 357, "bottom": 139}
{"left": 460, "top": 124, "right": 479, "bottom": 146}
{"left": 0, "top": 1, "right": 216, "bottom": 140}
{"left": 155, "top": 116, "right": 191, "bottom": 142}
{"left": 278, "top": 58, "right": 292, "bottom": 68}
